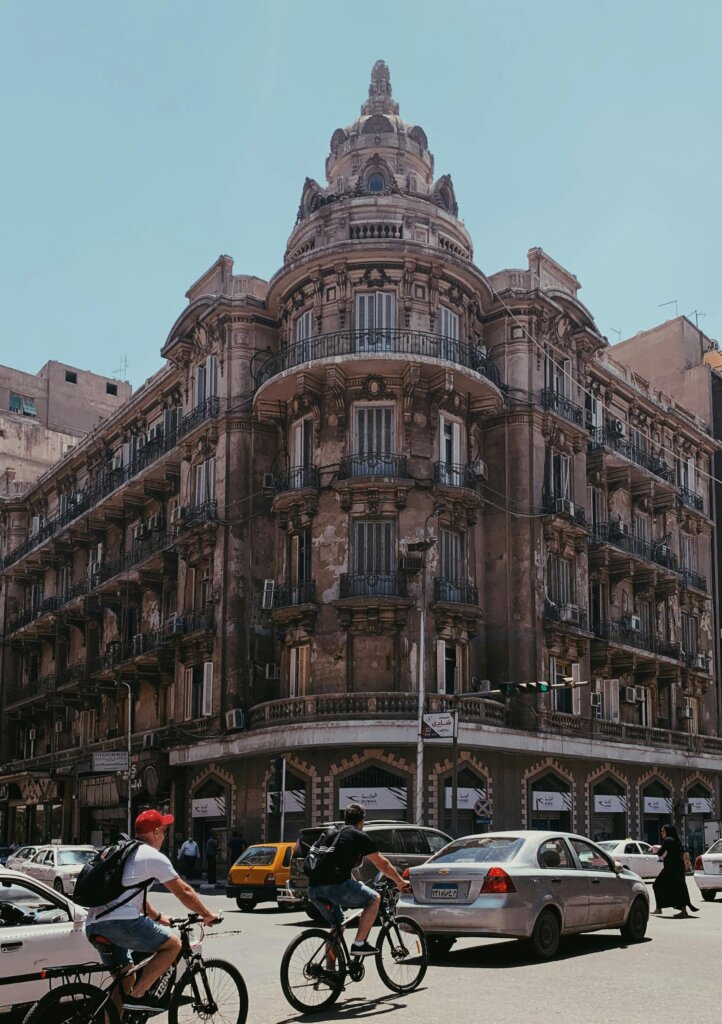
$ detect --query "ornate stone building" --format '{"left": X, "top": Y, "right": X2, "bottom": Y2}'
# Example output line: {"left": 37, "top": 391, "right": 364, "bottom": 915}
{"left": 1, "top": 63, "right": 719, "bottom": 860}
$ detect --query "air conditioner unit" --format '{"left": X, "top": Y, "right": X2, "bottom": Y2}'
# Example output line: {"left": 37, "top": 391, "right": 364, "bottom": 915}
{"left": 554, "top": 498, "right": 575, "bottom": 517}
{"left": 132, "top": 633, "right": 145, "bottom": 655}
{"left": 679, "top": 705, "right": 694, "bottom": 720}
{"left": 133, "top": 524, "right": 146, "bottom": 542}
{"left": 225, "top": 708, "right": 247, "bottom": 732}
{"left": 611, "top": 418, "right": 626, "bottom": 436}
{"left": 399, "top": 555, "right": 423, "bottom": 573}
{"left": 656, "top": 543, "right": 671, "bottom": 559}
{"left": 170, "top": 505, "right": 186, "bottom": 525}
{"left": 634, "top": 685, "right": 646, "bottom": 703}
{"left": 691, "top": 652, "right": 707, "bottom": 670}
{"left": 623, "top": 686, "right": 637, "bottom": 703}
{"left": 590, "top": 692, "right": 603, "bottom": 709}
{"left": 610, "top": 521, "right": 630, "bottom": 538}
{"left": 265, "top": 663, "right": 280, "bottom": 680}
{"left": 472, "top": 460, "right": 487, "bottom": 480}
{"left": 165, "top": 614, "right": 186, "bottom": 635}
{"left": 560, "top": 604, "right": 582, "bottom": 624}
{"left": 261, "top": 579, "right": 276, "bottom": 611}
{"left": 112, "top": 453, "right": 123, "bottom": 471}
{"left": 472, "top": 678, "right": 492, "bottom": 694}
{"left": 628, "top": 615, "right": 642, "bottom": 632}
{"left": 147, "top": 513, "right": 162, "bottom": 532}
{"left": 262, "top": 472, "right": 275, "bottom": 490}
{"left": 148, "top": 425, "right": 163, "bottom": 442}
{"left": 142, "top": 732, "right": 159, "bottom": 750}
{"left": 28, "top": 728, "right": 36, "bottom": 741}
{"left": 54, "top": 719, "right": 64, "bottom": 734}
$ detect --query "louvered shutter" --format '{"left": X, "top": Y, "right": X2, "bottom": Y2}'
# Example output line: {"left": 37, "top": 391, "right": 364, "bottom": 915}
{"left": 202, "top": 662, "right": 213, "bottom": 717}
{"left": 184, "top": 667, "right": 193, "bottom": 720}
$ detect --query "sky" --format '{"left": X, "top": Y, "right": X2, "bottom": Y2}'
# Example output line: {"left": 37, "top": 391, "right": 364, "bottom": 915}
{"left": 1, "top": 1, "right": 721, "bottom": 391}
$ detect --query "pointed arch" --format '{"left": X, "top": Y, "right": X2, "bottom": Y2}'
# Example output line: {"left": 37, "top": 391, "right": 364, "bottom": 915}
{"left": 521, "top": 757, "right": 576, "bottom": 831}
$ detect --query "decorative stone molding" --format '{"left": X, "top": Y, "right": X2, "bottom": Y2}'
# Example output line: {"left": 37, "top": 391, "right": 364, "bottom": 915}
{"left": 324, "top": 749, "right": 414, "bottom": 824}
{"left": 186, "top": 762, "right": 237, "bottom": 836}
{"left": 520, "top": 757, "right": 577, "bottom": 831}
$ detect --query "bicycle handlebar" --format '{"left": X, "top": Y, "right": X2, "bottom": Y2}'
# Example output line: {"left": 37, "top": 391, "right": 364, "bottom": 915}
{"left": 167, "top": 913, "right": 224, "bottom": 929}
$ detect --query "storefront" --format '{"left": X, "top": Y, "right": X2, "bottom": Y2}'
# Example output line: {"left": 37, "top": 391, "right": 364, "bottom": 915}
{"left": 79, "top": 775, "right": 125, "bottom": 846}
{"left": 529, "top": 773, "right": 572, "bottom": 831}
{"left": 685, "top": 784, "right": 714, "bottom": 859}
{"left": 5, "top": 777, "right": 62, "bottom": 844}
{"left": 266, "top": 768, "right": 309, "bottom": 842}
{"left": 338, "top": 766, "right": 409, "bottom": 822}
{"left": 590, "top": 779, "right": 628, "bottom": 841}
{"left": 641, "top": 782, "right": 673, "bottom": 845}
{"left": 191, "top": 780, "right": 229, "bottom": 865}
{"left": 441, "top": 767, "right": 489, "bottom": 836}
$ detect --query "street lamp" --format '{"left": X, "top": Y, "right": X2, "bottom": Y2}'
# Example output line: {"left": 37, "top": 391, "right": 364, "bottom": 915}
{"left": 116, "top": 678, "right": 133, "bottom": 837}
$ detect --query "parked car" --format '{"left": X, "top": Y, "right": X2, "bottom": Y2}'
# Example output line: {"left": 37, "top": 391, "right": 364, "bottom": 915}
{"left": 282, "top": 821, "right": 452, "bottom": 920}
{"left": 5, "top": 845, "right": 41, "bottom": 872}
{"left": 595, "top": 838, "right": 663, "bottom": 879}
{"left": 22, "top": 845, "right": 96, "bottom": 895}
{"left": 226, "top": 841, "right": 296, "bottom": 911}
{"left": 694, "top": 838, "right": 722, "bottom": 900}
{"left": 0, "top": 847, "right": 13, "bottom": 867}
{"left": 399, "top": 830, "right": 649, "bottom": 959}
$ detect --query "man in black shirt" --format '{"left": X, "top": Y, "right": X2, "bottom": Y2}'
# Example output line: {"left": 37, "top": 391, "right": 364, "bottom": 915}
{"left": 307, "top": 803, "right": 410, "bottom": 956}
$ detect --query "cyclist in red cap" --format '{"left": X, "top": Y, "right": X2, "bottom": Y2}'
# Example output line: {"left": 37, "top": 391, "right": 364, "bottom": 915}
{"left": 85, "top": 809, "right": 218, "bottom": 1015}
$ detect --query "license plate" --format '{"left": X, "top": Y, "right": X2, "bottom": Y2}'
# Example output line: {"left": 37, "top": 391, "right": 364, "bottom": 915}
{"left": 431, "top": 884, "right": 458, "bottom": 899}
{"left": 240, "top": 892, "right": 255, "bottom": 899}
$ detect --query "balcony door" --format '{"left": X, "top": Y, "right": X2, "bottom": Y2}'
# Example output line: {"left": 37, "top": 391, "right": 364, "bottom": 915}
{"left": 439, "top": 415, "right": 462, "bottom": 485}
{"left": 295, "top": 310, "right": 313, "bottom": 362}
{"left": 354, "top": 520, "right": 394, "bottom": 592}
{"left": 291, "top": 417, "right": 314, "bottom": 488}
{"left": 438, "top": 529, "right": 464, "bottom": 602}
{"left": 194, "top": 356, "right": 217, "bottom": 407}
{"left": 354, "top": 405, "right": 395, "bottom": 475}
{"left": 355, "top": 292, "right": 396, "bottom": 351}
{"left": 438, "top": 306, "right": 460, "bottom": 362}
{"left": 545, "top": 350, "right": 571, "bottom": 398}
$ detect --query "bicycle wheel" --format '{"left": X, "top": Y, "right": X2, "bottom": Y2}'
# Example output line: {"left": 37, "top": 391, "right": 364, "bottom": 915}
{"left": 168, "top": 959, "right": 248, "bottom": 1024}
{"left": 280, "top": 927, "right": 345, "bottom": 1013}
{"left": 376, "top": 917, "right": 428, "bottom": 993}
{"left": 21, "top": 982, "right": 120, "bottom": 1024}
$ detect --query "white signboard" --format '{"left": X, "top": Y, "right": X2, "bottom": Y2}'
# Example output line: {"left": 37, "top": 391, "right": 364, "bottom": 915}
{"left": 92, "top": 751, "right": 129, "bottom": 773}
{"left": 594, "top": 795, "right": 627, "bottom": 814}
{"left": 422, "top": 712, "right": 457, "bottom": 740}
{"left": 266, "top": 789, "right": 307, "bottom": 813}
{"left": 687, "top": 797, "right": 713, "bottom": 815}
{"left": 192, "top": 796, "right": 226, "bottom": 819}
{"left": 643, "top": 796, "right": 673, "bottom": 815}
{"left": 532, "top": 791, "right": 572, "bottom": 812}
{"left": 339, "top": 787, "right": 407, "bottom": 811}
{"left": 444, "top": 787, "right": 487, "bottom": 810}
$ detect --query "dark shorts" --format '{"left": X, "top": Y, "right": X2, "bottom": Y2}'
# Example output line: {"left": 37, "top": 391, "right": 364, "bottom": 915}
{"left": 86, "top": 916, "right": 173, "bottom": 969}
{"left": 308, "top": 878, "right": 378, "bottom": 927}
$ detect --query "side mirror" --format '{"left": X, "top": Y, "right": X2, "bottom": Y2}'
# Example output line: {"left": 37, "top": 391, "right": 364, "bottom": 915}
{"left": 613, "top": 860, "right": 624, "bottom": 875}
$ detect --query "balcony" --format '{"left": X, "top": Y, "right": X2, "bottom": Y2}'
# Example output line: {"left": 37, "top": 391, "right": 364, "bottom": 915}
{"left": 541, "top": 388, "right": 584, "bottom": 427}
{"left": 684, "top": 650, "right": 711, "bottom": 674}
{"left": 89, "top": 629, "right": 174, "bottom": 677}
{"left": 543, "top": 498, "right": 587, "bottom": 528}
{"left": 681, "top": 568, "right": 708, "bottom": 593}
{"left": 273, "top": 466, "right": 319, "bottom": 493}
{"left": 273, "top": 581, "right": 317, "bottom": 608}
{"left": 589, "top": 523, "right": 680, "bottom": 573}
{"left": 432, "top": 577, "right": 478, "bottom": 605}
{"left": 5, "top": 595, "right": 64, "bottom": 636}
{"left": 544, "top": 602, "right": 589, "bottom": 631}
{"left": 91, "top": 532, "right": 177, "bottom": 589}
{"left": 588, "top": 428, "right": 674, "bottom": 484}
{"left": 593, "top": 619, "right": 682, "bottom": 661}
{"left": 678, "top": 486, "right": 704, "bottom": 513}
{"left": 177, "top": 396, "right": 220, "bottom": 440}
{"left": 5, "top": 673, "right": 59, "bottom": 710}
{"left": 180, "top": 500, "right": 218, "bottom": 529}
{"left": 339, "top": 572, "right": 407, "bottom": 599}
{"left": 338, "top": 453, "right": 409, "bottom": 481}
{"left": 433, "top": 462, "right": 482, "bottom": 490}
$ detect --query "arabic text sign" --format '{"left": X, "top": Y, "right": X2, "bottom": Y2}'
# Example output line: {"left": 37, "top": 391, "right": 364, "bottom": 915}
{"left": 91, "top": 752, "right": 129, "bottom": 773}
{"left": 339, "top": 787, "right": 407, "bottom": 811}
{"left": 266, "top": 789, "right": 307, "bottom": 813}
{"left": 593, "top": 795, "right": 627, "bottom": 814}
{"left": 192, "top": 796, "right": 226, "bottom": 819}
{"left": 532, "top": 791, "right": 572, "bottom": 812}
{"left": 444, "top": 787, "right": 487, "bottom": 810}
{"left": 422, "top": 712, "right": 457, "bottom": 740}
{"left": 643, "top": 796, "right": 673, "bottom": 814}
{"left": 687, "top": 797, "right": 713, "bottom": 814}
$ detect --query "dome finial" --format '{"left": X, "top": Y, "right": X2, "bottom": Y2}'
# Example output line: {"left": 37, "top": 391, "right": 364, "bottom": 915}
{"left": 361, "top": 60, "right": 399, "bottom": 116}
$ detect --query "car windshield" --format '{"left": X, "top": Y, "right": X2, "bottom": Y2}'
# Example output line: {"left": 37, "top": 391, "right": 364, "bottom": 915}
{"left": 57, "top": 850, "right": 95, "bottom": 866}
{"left": 429, "top": 836, "right": 524, "bottom": 864}
{"left": 235, "top": 846, "right": 277, "bottom": 866}
{"left": 596, "top": 842, "right": 618, "bottom": 852}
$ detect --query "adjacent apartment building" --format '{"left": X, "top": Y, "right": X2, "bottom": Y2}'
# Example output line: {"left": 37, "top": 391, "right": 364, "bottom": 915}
{"left": 0, "top": 63, "right": 719, "bottom": 862}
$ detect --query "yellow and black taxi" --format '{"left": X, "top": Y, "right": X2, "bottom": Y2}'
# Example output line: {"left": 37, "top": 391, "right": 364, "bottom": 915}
{"left": 226, "top": 841, "right": 295, "bottom": 911}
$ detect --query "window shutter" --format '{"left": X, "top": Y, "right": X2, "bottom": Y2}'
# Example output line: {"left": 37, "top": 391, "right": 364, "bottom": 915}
{"left": 436, "top": 640, "right": 446, "bottom": 694}
{"left": 687, "top": 457, "right": 696, "bottom": 493}
{"left": 195, "top": 365, "right": 206, "bottom": 407}
{"left": 439, "top": 306, "right": 459, "bottom": 340}
{"left": 207, "top": 458, "right": 216, "bottom": 501}
{"left": 560, "top": 455, "right": 570, "bottom": 499}
{"left": 296, "top": 310, "right": 313, "bottom": 342}
{"left": 202, "top": 662, "right": 213, "bottom": 717}
{"left": 207, "top": 356, "right": 218, "bottom": 399}
{"left": 184, "top": 668, "right": 193, "bottom": 721}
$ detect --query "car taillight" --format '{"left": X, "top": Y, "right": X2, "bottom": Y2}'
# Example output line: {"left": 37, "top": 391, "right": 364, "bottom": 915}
{"left": 402, "top": 868, "right": 410, "bottom": 880}
{"left": 481, "top": 866, "right": 516, "bottom": 894}
{"left": 695, "top": 856, "right": 703, "bottom": 870}
{"left": 264, "top": 872, "right": 275, "bottom": 884}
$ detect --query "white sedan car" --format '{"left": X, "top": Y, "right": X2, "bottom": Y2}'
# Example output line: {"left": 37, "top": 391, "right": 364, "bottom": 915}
{"left": 0, "top": 867, "right": 105, "bottom": 1013}
{"left": 595, "top": 839, "right": 663, "bottom": 879}
{"left": 694, "top": 839, "right": 722, "bottom": 901}
{"left": 22, "top": 845, "right": 96, "bottom": 895}
{"left": 5, "top": 845, "right": 41, "bottom": 871}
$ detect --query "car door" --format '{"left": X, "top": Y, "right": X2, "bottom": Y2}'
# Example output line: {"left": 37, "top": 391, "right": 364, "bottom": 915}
{"left": 536, "top": 837, "right": 589, "bottom": 928}
{"left": 36, "top": 849, "right": 55, "bottom": 885}
{"left": 398, "top": 829, "right": 433, "bottom": 874}
{"left": 568, "top": 838, "right": 628, "bottom": 925}
{"left": 356, "top": 829, "right": 401, "bottom": 882}
{"left": 633, "top": 841, "right": 662, "bottom": 878}
{"left": 23, "top": 850, "right": 47, "bottom": 882}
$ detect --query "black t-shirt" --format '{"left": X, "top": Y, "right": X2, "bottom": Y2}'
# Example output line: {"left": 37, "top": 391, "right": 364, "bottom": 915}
{"left": 311, "top": 826, "right": 378, "bottom": 885}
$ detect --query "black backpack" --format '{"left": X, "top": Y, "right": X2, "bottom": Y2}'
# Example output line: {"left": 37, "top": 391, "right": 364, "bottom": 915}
{"left": 74, "top": 839, "right": 149, "bottom": 917}
{"left": 302, "top": 827, "right": 344, "bottom": 884}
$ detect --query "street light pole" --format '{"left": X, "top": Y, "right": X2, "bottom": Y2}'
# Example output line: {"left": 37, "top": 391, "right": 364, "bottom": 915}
{"left": 414, "top": 508, "right": 442, "bottom": 826}
{"left": 116, "top": 678, "right": 133, "bottom": 837}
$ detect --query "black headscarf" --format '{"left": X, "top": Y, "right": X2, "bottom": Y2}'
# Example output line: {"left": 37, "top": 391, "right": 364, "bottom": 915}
{"left": 661, "top": 823, "right": 681, "bottom": 845}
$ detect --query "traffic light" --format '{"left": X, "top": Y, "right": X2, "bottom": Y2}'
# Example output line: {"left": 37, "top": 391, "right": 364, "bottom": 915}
{"left": 517, "top": 681, "right": 550, "bottom": 694}
{"left": 269, "top": 756, "right": 284, "bottom": 815}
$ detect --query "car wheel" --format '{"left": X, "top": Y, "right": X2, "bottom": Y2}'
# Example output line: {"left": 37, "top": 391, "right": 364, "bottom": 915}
{"left": 427, "top": 936, "right": 456, "bottom": 958}
{"left": 529, "top": 908, "right": 560, "bottom": 959}
{"left": 53, "top": 879, "right": 65, "bottom": 895}
{"left": 236, "top": 897, "right": 257, "bottom": 911}
{"left": 701, "top": 890, "right": 717, "bottom": 902}
{"left": 620, "top": 897, "right": 648, "bottom": 943}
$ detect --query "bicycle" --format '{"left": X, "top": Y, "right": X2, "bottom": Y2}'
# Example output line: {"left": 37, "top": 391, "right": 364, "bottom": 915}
{"left": 20, "top": 913, "right": 248, "bottom": 1024}
{"left": 280, "top": 878, "right": 428, "bottom": 1013}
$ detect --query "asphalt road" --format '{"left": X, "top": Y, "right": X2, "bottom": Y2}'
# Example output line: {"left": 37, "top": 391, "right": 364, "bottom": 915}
{"left": 153, "top": 884, "right": 721, "bottom": 1024}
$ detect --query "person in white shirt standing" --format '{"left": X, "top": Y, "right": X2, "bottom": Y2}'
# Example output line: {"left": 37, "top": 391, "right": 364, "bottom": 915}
{"left": 85, "top": 809, "right": 218, "bottom": 1015}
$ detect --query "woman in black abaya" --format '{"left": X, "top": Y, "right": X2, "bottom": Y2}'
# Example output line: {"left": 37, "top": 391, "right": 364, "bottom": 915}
{"left": 652, "top": 823, "right": 698, "bottom": 918}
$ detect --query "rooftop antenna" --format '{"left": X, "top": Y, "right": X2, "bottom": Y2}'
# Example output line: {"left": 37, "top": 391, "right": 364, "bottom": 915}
{"left": 112, "top": 355, "right": 129, "bottom": 382}
{"left": 610, "top": 327, "right": 622, "bottom": 343}
{"left": 687, "top": 309, "right": 706, "bottom": 328}
{"left": 658, "top": 299, "right": 678, "bottom": 318}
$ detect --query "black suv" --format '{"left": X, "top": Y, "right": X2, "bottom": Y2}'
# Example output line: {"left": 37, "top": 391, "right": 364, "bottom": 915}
{"left": 280, "top": 821, "right": 451, "bottom": 919}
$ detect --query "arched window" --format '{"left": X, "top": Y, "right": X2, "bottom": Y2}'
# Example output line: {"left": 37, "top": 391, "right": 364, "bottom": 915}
{"left": 530, "top": 772, "right": 572, "bottom": 831}
{"left": 441, "top": 767, "right": 488, "bottom": 837}
{"left": 590, "top": 777, "right": 627, "bottom": 841}
{"left": 368, "top": 173, "right": 385, "bottom": 193}
{"left": 640, "top": 779, "right": 672, "bottom": 846}
{"left": 339, "top": 765, "right": 408, "bottom": 821}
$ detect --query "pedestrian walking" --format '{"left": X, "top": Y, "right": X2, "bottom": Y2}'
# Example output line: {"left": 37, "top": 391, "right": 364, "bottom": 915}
{"left": 205, "top": 834, "right": 218, "bottom": 885}
{"left": 228, "top": 830, "right": 246, "bottom": 864}
{"left": 652, "top": 823, "right": 699, "bottom": 918}
{"left": 178, "top": 835, "right": 200, "bottom": 879}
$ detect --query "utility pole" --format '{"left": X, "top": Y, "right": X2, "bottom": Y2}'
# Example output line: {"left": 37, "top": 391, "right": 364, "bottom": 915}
{"left": 116, "top": 678, "right": 133, "bottom": 837}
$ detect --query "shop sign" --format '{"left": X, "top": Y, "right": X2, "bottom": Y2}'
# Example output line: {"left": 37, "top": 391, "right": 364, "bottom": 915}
{"left": 20, "top": 778, "right": 58, "bottom": 804}
{"left": 339, "top": 787, "right": 407, "bottom": 811}
{"left": 643, "top": 796, "right": 673, "bottom": 814}
{"left": 192, "top": 796, "right": 226, "bottom": 819}
{"left": 266, "top": 789, "right": 306, "bottom": 813}
{"left": 532, "top": 790, "right": 571, "bottom": 812}
{"left": 593, "top": 795, "right": 627, "bottom": 814}
{"left": 422, "top": 712, "right": 458, "bottom": 740}
{"left": 687, "top": 797, "right": 713, "bottom": 815}
{"left": 92, "top": 752, "right": 129, "bottom": 773}
{"left": 444, "top": 787, "right": 486, "bottom": 810}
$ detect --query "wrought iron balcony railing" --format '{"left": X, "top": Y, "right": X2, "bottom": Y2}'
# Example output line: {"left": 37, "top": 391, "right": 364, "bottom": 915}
{"left": 684, "top": 649, "right": 710, "bottom": 672}
{"left": 678, "top": 486, "right": 704, "bottom": 512}
{"left": 588, "top": 427, "right": 674, "bottom": 482}
{"left": 339, "top": 572, "right": 407, "bottom": 599}
{"left": 177, "top": 396, "right": 220, "bottom": 440}
{"left": 589, "top": 523, "right": 680, "bottom": 572}
{"left": 544, "top": 602, "right": 589, "bottom": 630}
{"left": 681, "top": 568, "right": 708, "bottom": 592}
{"left": 432, "top": 577, "right": 479, "bottom": 605}
{"left": 338, "top": 453, "right": 409, "bottom": 480}
{"left": 543, "top": 497, "right": 587, "bottom": 527}
{"left": 90, "top": 532, "right": 176, "bottom": 588}
{"left": 594, "top": 618, "right": 682, "bottom": 659}
{"left": 433, "top": 462, "right": 481, "bottom": 489}
{"left": 254, "top": 330, "right": 501, "bottom": 390}
{"left": 181, "top": 500, "right": 219, "bottom": 529}
{"left": 273, "top": 466, "right": 319, "bottom": 493}
{"left": 273, "top": 580, "right": 317, "bottom": 608}
{"left": 541, "top": 388, "right": 584, "bottom": 426}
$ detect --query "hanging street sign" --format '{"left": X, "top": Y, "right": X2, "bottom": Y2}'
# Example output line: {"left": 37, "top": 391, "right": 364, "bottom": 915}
{"left": 422, "top": 711, "right": 458, "bottom": 740}
{"left": 91, "top": 751, "right": 130, "bottom": 773}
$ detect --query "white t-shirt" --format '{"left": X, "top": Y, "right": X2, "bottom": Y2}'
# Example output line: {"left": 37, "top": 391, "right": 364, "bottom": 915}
{"left": 86, "top": 843, "right": 179, "bottom": 923}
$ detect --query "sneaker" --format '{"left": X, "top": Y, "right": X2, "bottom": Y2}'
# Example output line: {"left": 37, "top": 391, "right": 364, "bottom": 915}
{"left": 123, "top": 994, "right": 164, "bottom": 1014}
{"left": 350, "top": 941, "right": 378, "bottom": 957}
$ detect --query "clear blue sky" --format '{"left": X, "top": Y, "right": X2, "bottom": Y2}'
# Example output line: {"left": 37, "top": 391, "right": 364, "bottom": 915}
{"left": 2, "top": 1, "right": 720, "bottom": 390}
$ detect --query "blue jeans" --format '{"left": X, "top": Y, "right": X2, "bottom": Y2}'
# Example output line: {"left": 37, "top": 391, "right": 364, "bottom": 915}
{"left": 308, "top": 878, "right": 377, "bottom": 927}
{"left": 86, "top": 916, "right": 173, "bottom": 969}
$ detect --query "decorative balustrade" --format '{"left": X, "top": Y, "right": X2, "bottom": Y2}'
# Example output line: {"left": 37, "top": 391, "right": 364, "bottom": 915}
{"left": 92, "top": 532, "right": 176, "bottom": 588}
{"left": 433, "top": 462, "right": 481, "bottom": 489}
{"left": 273, "top": 466, "right": 319, "bottom": 493}
{"left": 181, "top": 500, "right": 218, "bottom": 529}
{"left": 588, "top": 427, "right": 673, "bottom": 482}
{"left": 6, "top": 673, "right": 58, "bottom": 707}
{"left": 338, "top": 453, "right": 409, "bottom": 480}
{"left": 541, "top": 388, "right": 584, "bottom": 426}
{"left": 349, "top": 222, "right": 403, "bottom": 240}
{"left": 339, "top": 572, "right": 407, "bottom": 599}
{"left": 254, "top": 329, "right": 501, "bottom": 390}
{"left": 176, "top": 396, "right": 220, "bottom": 440}
{"left": 594, "top": 618, "right": 682, "bottom": 660}
{"left": 248, "top": 692, "right": 505, "bottom": 729}
{"left": 589, "top": 523, "right": 680, "bottom": 572}
{"left": 432, "top": 577, "right": 479, "bottom": 605}
{"left": 678, "top": 486, "right": 704, "bottom": 512}
{"left": 681, "top": 568, "right": 708, "bottom": 592}
{"left": 543, "top": 602, "right": 589, "bottom": 630}
{"left": 544, "top": 498, "right": 587, "bottom": 527}
{"left": 273, "top": 581, "right": 317, "bottom": 608}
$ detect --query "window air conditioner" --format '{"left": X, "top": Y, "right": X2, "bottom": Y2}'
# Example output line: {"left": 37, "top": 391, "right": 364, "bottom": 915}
{"left": 628, "top": 615, "right": 642, "bottom": 632}
{"left": 165, "top": 614, "right": 186, "bottom": 635}
{"left": 554, "top": 498, "right": 575, "bottom": 517}
{"left": 610, "top": 521, "right": 630, "bottom": 538}
{"left": 560, "top": 604, "right": 582, "bottom": 624}
{"left": 590, "top": 692, "right": 602, "bottom": 709}
{"left": 133, "top": 524, "right": 146, "bottom": 543}
{"left": 679, "top": 705, "right": 694, "bottom": 720}
{"left": 691, "top": 652, "right": 707, "bottom": 671}
{"left": 472, "top": 678, "right": 492, "bottom": 694}
{"left": 265, "top": 663, "right": 280, "bottom": 681}
{"left": 225, "top": 708, "right": 247, "bottom": 732}
{"left": 132, "top": 633, "right": 145, "bottom": 655}
{"left": 655, "top": 543, "right": 671, "bottom": 558}
{"left": 55, "top": 719, "right": 64, "bottom": 734}
{"left": 399, "top": 555, "right": 423, "bottom": 573}
{"left": 472, "top": 460, "right": 487, "bottom": 480}
{"left": 148, "top": 425, "right": 164, "bottom": 442}
{"left": 261, "top": 579, "right": 276, "bottom": 611}
{"left": 634, "top": 685, "right": 646, "bottom": 703}
{"left": 623, "top": 686, "right": 637, "bottom": 703}
{"left": 142, "top": 732, "right": 159, "bottom": 750}
{"left": 147, "top": 513, "right": 162, "bottom": 532}
{"left": 262, "top": 472, "right": 275, "bottom": 490}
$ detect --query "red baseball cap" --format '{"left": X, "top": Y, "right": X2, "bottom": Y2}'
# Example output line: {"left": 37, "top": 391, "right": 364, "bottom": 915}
{"left": 135, "top": 809, "right": 174, "bottom": 834}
